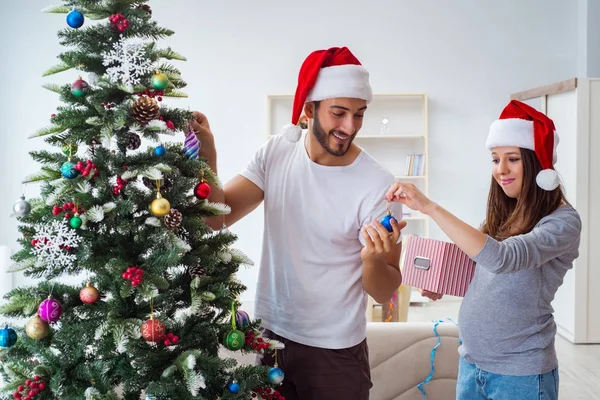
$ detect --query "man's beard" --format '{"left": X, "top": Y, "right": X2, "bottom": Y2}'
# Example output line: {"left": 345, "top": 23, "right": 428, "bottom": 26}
{"left": 312, "top": 113, "right": 355, "bottom": 157}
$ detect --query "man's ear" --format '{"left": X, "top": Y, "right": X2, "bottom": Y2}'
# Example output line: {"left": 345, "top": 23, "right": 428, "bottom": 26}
{"left": 304, "top": 102, "right": 315, "bottom": 119}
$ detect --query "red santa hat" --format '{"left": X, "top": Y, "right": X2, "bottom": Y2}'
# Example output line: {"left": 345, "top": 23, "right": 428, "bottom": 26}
{"left": 281, "top": 46, "right": 373, "bottom": 142}
{"left": 486, "top": 100, "right": 560, "bottom": 191}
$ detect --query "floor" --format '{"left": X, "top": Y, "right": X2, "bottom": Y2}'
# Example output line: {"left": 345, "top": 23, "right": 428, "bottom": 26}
{"left": 402, "top": 299, "right": 600, "bottom": 400}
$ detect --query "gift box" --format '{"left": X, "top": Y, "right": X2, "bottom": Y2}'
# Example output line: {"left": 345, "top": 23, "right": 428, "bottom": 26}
{"left": 401, "top": 235, "right": 476, "bottom": 297}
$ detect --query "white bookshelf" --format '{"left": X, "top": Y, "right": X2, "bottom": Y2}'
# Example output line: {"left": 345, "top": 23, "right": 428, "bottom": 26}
{"left": 266, "top": 93, "right": 431, "bottom": 313}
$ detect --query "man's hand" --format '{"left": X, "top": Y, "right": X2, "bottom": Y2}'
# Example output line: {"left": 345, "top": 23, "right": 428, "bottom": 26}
{"left": 360, "top": 218, "right": 407, "bottom": 304}
{"left": 360, "top": 218, "right": 406, "bottom": 263}
{"left": 190, "top": 111, "right": 216, "bottom": 159}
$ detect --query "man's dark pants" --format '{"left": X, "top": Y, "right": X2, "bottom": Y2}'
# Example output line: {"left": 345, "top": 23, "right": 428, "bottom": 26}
{"left": 258, "top": 329, "right": 372, "bottom": 400}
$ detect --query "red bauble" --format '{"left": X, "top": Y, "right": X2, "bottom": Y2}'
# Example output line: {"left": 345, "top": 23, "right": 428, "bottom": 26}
{"left": 194, "top": 182, "right": 211, "bottom": 200}
{"left": 79, "top": 283, "right": 99, "bottom": 304}
{"left": 141, "top": 317, "right": 166, "bottom": 342}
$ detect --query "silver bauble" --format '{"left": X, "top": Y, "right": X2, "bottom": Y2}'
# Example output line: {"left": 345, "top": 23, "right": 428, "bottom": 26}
{"left": 13, "top": 195, "right": 31, "bottom": 217}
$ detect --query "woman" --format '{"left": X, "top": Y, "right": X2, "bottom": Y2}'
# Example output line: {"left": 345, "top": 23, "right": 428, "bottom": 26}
{"left": 385, "top": 100, "right": 581, "bottom": 400}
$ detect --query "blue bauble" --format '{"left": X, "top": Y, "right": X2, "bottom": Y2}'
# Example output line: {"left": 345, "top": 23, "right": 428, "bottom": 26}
{"left": 267, "top": 367, "right": 284, "bottom": 385}
{"left": 227, "top": 381, "right": 240, "bottom": 394}
{"left": 61, "top": 161, "right": 79, "bottom": 179}
{"left": 380, "top": 214, "right": 397, "bottom": 233}
{"left": 66, "top": 10, "right": 85, "bottom": 29}
{"left": 0, "top": 326, "right": 18, "bottom": 348}
{"left": 154, "top": 145, "right": 166, "bottom": 157}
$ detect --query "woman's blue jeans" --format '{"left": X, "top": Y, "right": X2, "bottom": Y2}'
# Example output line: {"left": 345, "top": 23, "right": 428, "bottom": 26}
{"left": 456, "top": 357, "right": 559, "bottom": 400}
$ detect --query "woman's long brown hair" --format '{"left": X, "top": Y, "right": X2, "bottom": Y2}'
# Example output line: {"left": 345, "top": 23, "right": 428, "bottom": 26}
{"left": 481, "top": 148, "right": 569, "bottom": 241}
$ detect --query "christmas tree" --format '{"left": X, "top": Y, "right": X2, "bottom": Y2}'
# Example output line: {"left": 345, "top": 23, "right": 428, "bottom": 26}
{"left": 0, "top": 1, "right": 285, "bottom": 399}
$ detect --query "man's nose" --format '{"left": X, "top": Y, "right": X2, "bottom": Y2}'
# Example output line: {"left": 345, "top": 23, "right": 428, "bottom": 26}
{"left": 341, "top": 116, "right": 357, "bottom": 134}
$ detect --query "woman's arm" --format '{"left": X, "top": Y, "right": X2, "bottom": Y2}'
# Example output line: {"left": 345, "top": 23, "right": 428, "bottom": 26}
{"left": 425, "top": 203, "right": 488, "bottom": 258}
{"left": 384, "top": 183, "right": 487, "bottom": 257}
{"left": 385, "top": 182, "right": 581, "bottom": 274}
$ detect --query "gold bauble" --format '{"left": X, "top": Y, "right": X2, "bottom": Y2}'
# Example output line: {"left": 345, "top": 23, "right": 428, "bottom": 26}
{"left": 25, "top": 316, "right": 49, "bottom": 340}
{"left": 151, "top": 195, "right": 170, "bottom": 217}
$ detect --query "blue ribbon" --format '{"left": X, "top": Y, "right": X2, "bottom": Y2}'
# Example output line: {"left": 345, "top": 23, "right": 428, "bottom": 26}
{"left": 416, "top": 318, "right": 461, "bottom": 399}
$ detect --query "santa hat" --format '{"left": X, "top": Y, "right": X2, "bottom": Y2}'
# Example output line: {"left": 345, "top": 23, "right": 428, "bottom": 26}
{"left": 486, "top": 100, "right": 560, "bottom": 191}
{"left": 281, "top": 47, "right": 372, "bottom": 142}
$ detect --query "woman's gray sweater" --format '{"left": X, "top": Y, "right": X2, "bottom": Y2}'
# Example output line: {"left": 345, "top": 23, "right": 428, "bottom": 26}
{"left": 458, "top": 205, "right": 582, "bottom": 375}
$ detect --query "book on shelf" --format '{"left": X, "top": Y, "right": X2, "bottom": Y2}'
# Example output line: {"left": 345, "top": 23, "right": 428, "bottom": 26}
{"left": 404, "top": 153, "right": 425, "bottom": 176}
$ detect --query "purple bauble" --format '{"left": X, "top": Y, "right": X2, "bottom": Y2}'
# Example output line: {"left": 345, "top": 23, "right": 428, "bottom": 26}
{"left": 183, "top": 130, "right": 200, "bottom": 160}
{"left": 235, "top": 310, "right": 250, "bottom": 328}
{"left": 38, "top": 297, "right": 62, "bottom": 323}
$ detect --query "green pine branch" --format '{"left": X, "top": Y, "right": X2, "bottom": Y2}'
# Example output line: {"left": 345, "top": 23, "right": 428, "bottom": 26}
{"left": 41, "top": 5, "right": 71, "bottom": 14}
{"left": 164, "top": 90, "right": 188, "bottom": 98}
{"left": 42, "top": 83, "right": 65, "bottom": 94}
{"left": 156, "top": 48, "right": 187, "bottom": 62}
{"left": 58, "top": 51, "right": 105, "bottom": 73}
{"left": 29, "top": 124, "right": 68, "bottom": 139}
{"left": 23, "top": 167, "right": 62, "bottom": 183}
{"left": 42, "top": 62, "right": 73, "bottom": 76}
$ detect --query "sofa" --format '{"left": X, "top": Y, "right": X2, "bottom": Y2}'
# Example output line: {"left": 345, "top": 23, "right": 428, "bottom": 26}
{"left": 224, "top": 321, "right": 461, "bottom": 400}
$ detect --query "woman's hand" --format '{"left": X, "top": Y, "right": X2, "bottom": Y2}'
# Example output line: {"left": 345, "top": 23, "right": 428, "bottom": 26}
{"left": 419, "top": 289, "right": 444, "bottom": 301}
{"left": 384, "top": 182, "right": 438, "bottom": 215}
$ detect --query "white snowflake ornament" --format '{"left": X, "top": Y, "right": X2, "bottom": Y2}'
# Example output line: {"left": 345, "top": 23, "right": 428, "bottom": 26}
{"left": 87, "top": 72, "right": 99, "bottom": 86}
{"left": 31, "top": 219, "right": 81, "bottom": 270}
{"left": 101, "top": 37, "right": 155, "bottom": 87}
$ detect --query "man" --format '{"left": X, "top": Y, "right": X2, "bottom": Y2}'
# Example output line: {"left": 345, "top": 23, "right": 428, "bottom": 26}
{"left": 191, "top": 46, "right": 405, "bottom": 399}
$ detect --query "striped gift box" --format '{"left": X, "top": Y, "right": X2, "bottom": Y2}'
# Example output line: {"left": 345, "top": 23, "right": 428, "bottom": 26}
{"left": 402, "top": 235, "right": 476, "bottom": 297}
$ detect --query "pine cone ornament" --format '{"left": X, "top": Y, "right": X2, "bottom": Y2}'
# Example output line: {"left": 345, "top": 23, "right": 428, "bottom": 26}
{"left": 127, "top": 132, "right": 142, "bottom": 150}
{"left": 131, "top": 96, "right": 160, "bottom": 125}
{"left": 189, "top": 265, "right": 206, "bottom": 278}
{"left": 164, "top": 209, "right": 182, "bottom": 229}
{"left": 137, "top": 3, "right": 152, "bottom": 14}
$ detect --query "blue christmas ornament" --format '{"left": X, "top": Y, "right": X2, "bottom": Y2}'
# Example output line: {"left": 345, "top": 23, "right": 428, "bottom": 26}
{"left": 61, "top": 161, "right": 79, "bottom": 179}
{"left": 154, "top": 145, "right": 166, "bottom": 157}
{"left": 0, "top": 326, "right": 18, "bottom": 348}
{"left": 267, "top": 367, "right": 284, "bottom": 385}
{"left": 66, "top": 10, "right": 85, "bottom": 29}
{"left": 227, "top": 381, "right": 240, "bottom": 394}
{"left": 380, "top": 213, "right": 398, "bottom": 233}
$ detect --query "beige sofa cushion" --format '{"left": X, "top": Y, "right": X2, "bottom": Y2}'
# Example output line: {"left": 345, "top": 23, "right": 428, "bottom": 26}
{"left": 368, "top": 321, "right": 460, "bottom": 400}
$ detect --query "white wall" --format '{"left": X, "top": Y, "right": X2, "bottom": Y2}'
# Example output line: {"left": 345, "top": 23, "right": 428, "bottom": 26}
{"left": 0, "top": 0, "right": 579, "bottom": 302}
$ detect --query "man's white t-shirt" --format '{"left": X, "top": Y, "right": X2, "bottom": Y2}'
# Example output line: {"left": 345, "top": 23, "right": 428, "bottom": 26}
{"left": 240, "top": 131, "right": 403, "bottom": 349}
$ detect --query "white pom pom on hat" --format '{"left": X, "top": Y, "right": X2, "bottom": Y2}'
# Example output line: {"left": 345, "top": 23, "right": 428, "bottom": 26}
{"left": 486, "top": 100, "right": 560, "bottom": 191}
{"left": 536, "top": 168, "right": 560, "bottom": 191}
{"left": 281, "top": 123, "right": 302, "bottom": 142}
{"left": 280, "top": 46, "right": 373, "bottom": 142}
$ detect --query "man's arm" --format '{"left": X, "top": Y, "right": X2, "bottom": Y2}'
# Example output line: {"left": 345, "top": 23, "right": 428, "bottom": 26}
{"left": 362, "top": 241, "right": 402, "bottom": 304}
{"left": 360, "top": 219, "right": 405, "bottom": 304}
{"left": 190, "top": 111, "right": 264, "bottom": 230}
{"left": 214, "top": 176, "right": 264, "bottom": 229}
